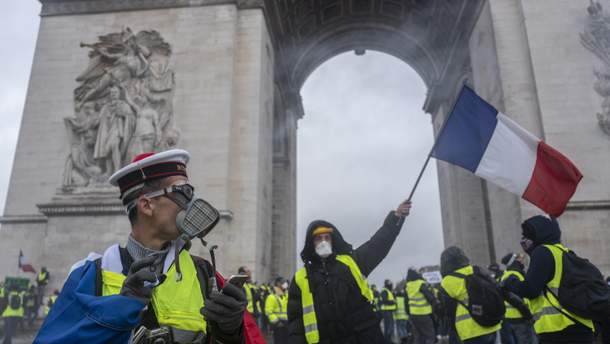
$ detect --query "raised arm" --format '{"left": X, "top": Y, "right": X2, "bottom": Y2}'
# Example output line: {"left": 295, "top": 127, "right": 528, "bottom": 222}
{"left": 352, "top": 201, "right": 411, "bottom": 276}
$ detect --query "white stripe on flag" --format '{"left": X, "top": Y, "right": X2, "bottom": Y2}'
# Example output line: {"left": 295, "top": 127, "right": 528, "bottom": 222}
{"left": 474, "top": 113, "right": 539, "bottom": 195}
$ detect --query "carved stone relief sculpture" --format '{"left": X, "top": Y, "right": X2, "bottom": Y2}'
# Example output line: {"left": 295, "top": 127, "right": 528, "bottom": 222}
{"left": 581, "top": 0, "right": 610, "bottom": 136}
{"left": 63, "top": 28, "right": 180, "bottom": 189}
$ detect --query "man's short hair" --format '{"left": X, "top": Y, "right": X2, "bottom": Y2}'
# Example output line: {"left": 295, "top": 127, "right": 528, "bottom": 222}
{"left": 126, "top": 178, "right": 166, "bottom": 225}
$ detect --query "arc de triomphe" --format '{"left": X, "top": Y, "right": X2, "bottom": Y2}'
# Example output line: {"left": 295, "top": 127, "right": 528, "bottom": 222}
{"left": 2, "top": 0, "right": 610, "bottom": 289}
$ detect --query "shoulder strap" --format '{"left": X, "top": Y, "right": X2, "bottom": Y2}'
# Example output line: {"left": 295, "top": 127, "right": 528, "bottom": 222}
{"left": 445, "top": 272, "right": 469, "bottom": 311}
{"left": 190, "top": 255, "right": 212, "bottom": 299}
{"left": 94, "top": 258, "right": 103, "bottom": 297}
{"left": 542, "top": 287, "right": 584, "bottom": 326}
{"left": 118, "top": 246, "right": 134, "bottom": 275}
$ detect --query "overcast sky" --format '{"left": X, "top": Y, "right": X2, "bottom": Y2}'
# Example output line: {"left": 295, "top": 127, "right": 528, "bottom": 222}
{"left": 299, "top": 52, "right": 443, "bottom": 285}
{"left": 0, "top": 2, "right": 443, "bottom": 286}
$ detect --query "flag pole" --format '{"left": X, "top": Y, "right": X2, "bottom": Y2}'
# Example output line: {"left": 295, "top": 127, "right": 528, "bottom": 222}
{"left": 396, "top": 84, "right": 467, "bottom": 225}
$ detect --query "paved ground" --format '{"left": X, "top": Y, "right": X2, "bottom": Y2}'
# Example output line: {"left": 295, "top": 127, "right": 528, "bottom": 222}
{"left": 1, "top": 319, "right": 41, "bottom": 344}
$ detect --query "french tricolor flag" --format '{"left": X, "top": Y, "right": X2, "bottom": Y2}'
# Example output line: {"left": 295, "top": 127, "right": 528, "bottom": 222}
{"left": 432, "top": 86, "right": 582, "bottom": 217}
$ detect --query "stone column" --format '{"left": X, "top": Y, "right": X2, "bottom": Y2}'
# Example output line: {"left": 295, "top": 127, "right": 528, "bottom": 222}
{"left": 270, "top": 89, "right": 299, "bottom": 280}
{"left": 468, "top": 0, "right": 532, "bottom": 262}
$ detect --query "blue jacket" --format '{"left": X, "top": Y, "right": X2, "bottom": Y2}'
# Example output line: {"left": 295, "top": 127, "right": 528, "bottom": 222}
{"left": 34, "top": 256, "right": 145, "bottom": 344}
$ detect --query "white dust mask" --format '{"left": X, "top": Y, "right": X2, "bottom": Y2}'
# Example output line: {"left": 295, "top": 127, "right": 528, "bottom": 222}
{"left": 315, "top": 240, "right": 332, "bottom": 258}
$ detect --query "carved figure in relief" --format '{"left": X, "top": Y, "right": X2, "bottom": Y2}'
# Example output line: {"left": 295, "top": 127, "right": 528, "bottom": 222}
{"left": 93, "top": 86, "right": 135, "bottom": 177}
{"left": 124, "top": 89, "right": 161, "bottom": 155}
{"left": 75, "top": 28, "right": 150, "bottom": 108}
{"left": 63, "top": 27, "right": 180, "bottom": 188}
{"left": 63, "top": 102, "right": 104, "bottom": 187}
{"left": 581, "top": 0, "right": 610, "bottom": 136}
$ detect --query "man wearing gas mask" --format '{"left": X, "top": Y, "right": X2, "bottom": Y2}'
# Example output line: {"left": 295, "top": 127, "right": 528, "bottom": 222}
{"left": 34, "top": 149, "right": 252, "bottom": 344}
{"left": 287, "top": 200, "right": 412, "bottom": 344}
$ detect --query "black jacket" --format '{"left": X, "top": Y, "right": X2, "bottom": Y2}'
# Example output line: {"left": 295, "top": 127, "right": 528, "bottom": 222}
{"left": 287, "top": 212, "right": 404, "bottom": 344}
{"left": 504, "top": 216, "right": 594, "bottom": 343}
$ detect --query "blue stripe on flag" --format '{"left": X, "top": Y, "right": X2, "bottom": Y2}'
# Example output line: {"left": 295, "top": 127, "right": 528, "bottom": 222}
{"left": 431, "top": 86, "right": 499, "bottom": 172}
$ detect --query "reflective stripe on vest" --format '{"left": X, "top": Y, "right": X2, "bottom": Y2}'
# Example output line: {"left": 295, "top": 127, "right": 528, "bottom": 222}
{"left": 380, "top": 288, "right": 397, "bottom": 311}
{"left": 440, "top": 265, "right": 501, "bottom": 341}
{"left": 2, "top": 291, "right": 24, "bottom": 317}
{"left": 100, "top": 245, "right": 206, "bottom": 333}
{"left": 530, "top": 244, "right": 594, "bottom": 335}
{"left": 500, "top": 270, "right": 528, "bottom": 319}
{"left": 394, "top": 296, "right": 409, "bottom": 320}
{"left": 406, "top": 279, "right": 432, "bottom": 315}
{"left": 294, "top": 254, "right": 373, "bottom": 344}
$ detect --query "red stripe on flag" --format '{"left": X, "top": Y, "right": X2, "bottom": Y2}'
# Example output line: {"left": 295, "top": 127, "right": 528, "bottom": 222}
{"left": 21, "top": 264, "right": 36, "bottom": 273}
{"left": 522, "top": 141, "right": 582, "bottom": 217}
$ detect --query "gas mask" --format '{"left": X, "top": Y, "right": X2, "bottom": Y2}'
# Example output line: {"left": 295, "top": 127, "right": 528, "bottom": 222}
{"left": 315, "top": 240, "right": 332, "bottom": 258}
{"left": 143, "top": 183, "right": 220, "bottom": 240}
{"left": 520, "top": 237, "right": 535, "bottom": 254}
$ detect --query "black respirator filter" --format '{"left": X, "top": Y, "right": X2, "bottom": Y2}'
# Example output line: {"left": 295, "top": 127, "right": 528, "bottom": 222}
{"left": 176, "top": 198, "right": 220, "bottom": 240}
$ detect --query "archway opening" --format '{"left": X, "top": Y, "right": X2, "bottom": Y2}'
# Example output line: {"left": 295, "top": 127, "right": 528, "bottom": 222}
{"left": 298, "top": 51, "right": 443, "bottom": 285}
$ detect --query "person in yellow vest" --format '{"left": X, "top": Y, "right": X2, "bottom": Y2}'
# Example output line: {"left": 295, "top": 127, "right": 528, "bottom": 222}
{"left": 2, "top": 285, "right": 24, "bottom": 344}
{"left": 499, "top": 253, "right": 536, "bottom": 344}
{"left": 405, "top": 268, "right": 436, "bottom": 344}
{"left": 44, "top": 290, "right": 59, "bottom": 317}
{"left": 379, "top": 279, "right": 397, "bottom": 343}
{"left": 503, "top": 216, "right": 595, "bottom": 344}
{"left": 287, "top": 200, "right": 412, "bottom": 344}
{"left": 239, "top": 266, "right": 261, "bottom": 321}
{"left": 35, "top": 149, "right": 249, "bottom": 344}
{"left": 36, "top": 267, "right": 50, "bottom": 313}
{"left": 0, "top": 283, "right": 6, "bottom": 319}
{"left": 257, "top": 284, "right": 271, "bottom": 334}
{"left": 393, "top": 287, "right": 409, "bottom": 344}
{"left": 440, "top": 246, "right": 501, "bottom": 344}
{"left": 265, "top": 277, "right": 289, "bottom": 343}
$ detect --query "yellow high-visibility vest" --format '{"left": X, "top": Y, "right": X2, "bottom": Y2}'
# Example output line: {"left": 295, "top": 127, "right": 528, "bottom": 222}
{"left": 37, "top": 271, "right": 48, "bottom": 283}
{"left": 2, "top": 291, "right": 24, "bottom": 318}
{"left": 441, "top": 265, "right": 501, "bottom": 341}
{"left": 380, "top": 288, "right": 397, "bottom": 311}
{"left": 406, "top": 279, "right": 433, "bottom": 315}
{"left": 44, "top": 295, "right": 58, "bottom": 316}
{"left": 265, "top": 292, "right": 288, "bottom": 324}
{"left": 394, "top": 296, "right": 409, "bottom": 320}
{"left": 500, "top": 270, "right": 530, "bottom": 320}
{"left": 294, "top": 254, "right": 373, "bottom": 344}
{"left": 529, "top": 244, "right": 593, "bottom": 335}
{"left": 101, "top": 248, "right": 207, "bottom": 333}
{"left": 244, "top": 282, "right": 256, "bottom": 314}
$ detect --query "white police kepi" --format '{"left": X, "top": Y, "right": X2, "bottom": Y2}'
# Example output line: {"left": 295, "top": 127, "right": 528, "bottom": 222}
{"left": 109, "top": 149, "right": 191, "bottom": 205}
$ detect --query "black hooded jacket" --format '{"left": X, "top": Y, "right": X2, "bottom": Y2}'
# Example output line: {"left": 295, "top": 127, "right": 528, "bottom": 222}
{"left": 504, "top": 216, "right": 593, "bottom": 342}
{"left": 287, "top": 211, "right": 404, "bottom": 344}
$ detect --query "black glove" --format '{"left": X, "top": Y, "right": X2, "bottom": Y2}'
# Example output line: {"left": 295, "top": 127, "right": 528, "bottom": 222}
{"left": 201, "top": 283, "right": 247, "bottom": 335}
{"left": 120, "top": 255, "right": 165, "bottom": 305}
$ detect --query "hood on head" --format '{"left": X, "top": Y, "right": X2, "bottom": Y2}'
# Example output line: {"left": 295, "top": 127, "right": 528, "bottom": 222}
{"left": 300, "top": 220, "right": 353, "bottom": 264}
{"left": 521, "top": 215, "right": 561, "bottom": 247}
{"left": 440, "top": 246, "right": 470, "bottom": 277}
{"left": 406, "top": 268, "right": 422, "bottom": 282}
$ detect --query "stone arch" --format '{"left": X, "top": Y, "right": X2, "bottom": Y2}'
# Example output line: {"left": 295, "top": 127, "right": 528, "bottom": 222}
{"left": 291, "top": 24, "right": 440, "bottom": 90}
{"left": 268, "top": 0, "right": 489, "bottom": 277}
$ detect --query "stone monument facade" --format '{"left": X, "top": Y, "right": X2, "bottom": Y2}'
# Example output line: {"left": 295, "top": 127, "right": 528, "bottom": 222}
{"left": 64, "top": 27, "right": 180, "bottom": 189}
{"left": 1, "top": 0, "right": 610, "bottom": 290}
